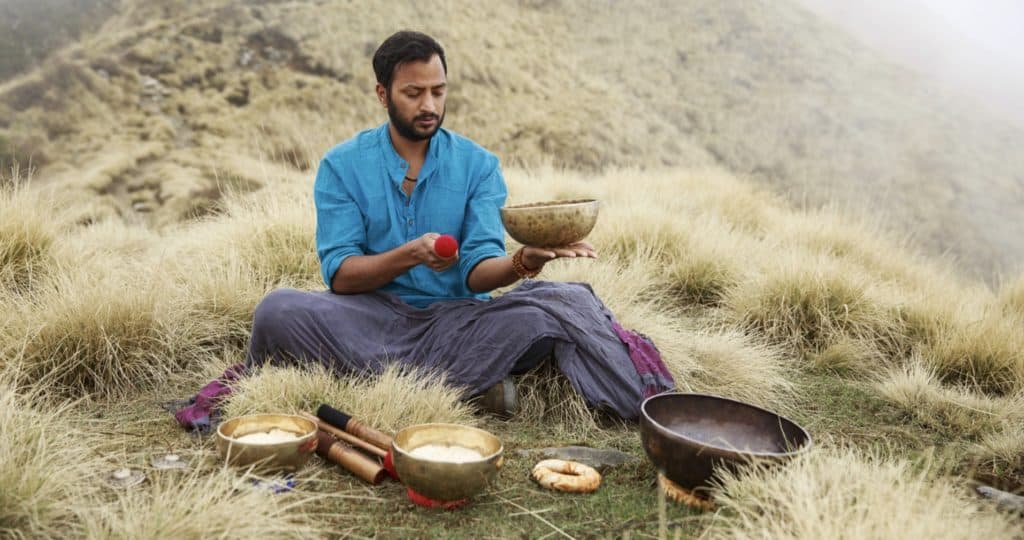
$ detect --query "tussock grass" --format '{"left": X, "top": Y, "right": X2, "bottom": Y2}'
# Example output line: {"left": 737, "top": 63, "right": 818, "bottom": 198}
{"left": 224, "top": 365, "right": 476, "bottom": 435}
{"left": 999, "top": 274, "right": 1024, "bottom": 316}
{"left": 0, "top": 371, "right": 96, "bottom": 539}
{"left": 706, "top": 447, "right": 1019, "bottom": 540}
{"left": 919, "top": 312, "right": 1024, "bottom": 394}
{"left": 875, "top": 360, "right": 1024, "bottom": 438}
{"left": 972, "top": 425, "right": 1024, "bottom": 475}
{"left": 0, "top": 179, "right": 58, "bottom": 294}
{"left": 179, "top": 180, "right": 321, "bottom": 290}
{"left": 726, "top": 253, "right": 903, "bottom": 360}
{"left": 515, "top": 363, "right": 601, "bottom": 439}
{"left": 2, "top": 264, "right": 175, "bottom": 397}
{"left": 77, "top": 467, "right": 331, "bottom": 540}
{"left": 682, "top": 328, "right": 796, "bottom": 413}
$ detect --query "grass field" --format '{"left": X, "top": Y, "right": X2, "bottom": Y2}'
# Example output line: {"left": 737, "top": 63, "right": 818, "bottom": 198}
{"left": 2, "top": 0, "right": 1024, "bottom": 538}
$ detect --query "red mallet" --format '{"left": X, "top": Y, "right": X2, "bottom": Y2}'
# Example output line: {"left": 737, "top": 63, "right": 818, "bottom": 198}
{"left": 434, "top": 234, "right": 458, "bottom": 258}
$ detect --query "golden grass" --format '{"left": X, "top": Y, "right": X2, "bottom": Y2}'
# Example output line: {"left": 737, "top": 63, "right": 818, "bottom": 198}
{"left": 999, "top": 274, "right": 1024, "bottom": 316}
{"left": 1, "top": 263, "right": 176, "bottom": 397}
{"left": 875, "top": 360, "right": 1024, "bottom": 438}
{"left": 973, "top": 425, "right": 1024, "bottom": 475}
{"left": 706, "top": 447, "right": 1019, "bottom": 540}
{"left": 726, "top": 253, "right": 904, "bottom": 359}
{"left": 76, "top": 467, "right": 332, "bottom": 540}
{"left": 0, "top": 372, "right": 95, "bottom": 539}
{"left": 223, "top": 365, "right": 476, "bottom": 435}
{"left": 0, "top": 176, "right": 58, "bottom": 294}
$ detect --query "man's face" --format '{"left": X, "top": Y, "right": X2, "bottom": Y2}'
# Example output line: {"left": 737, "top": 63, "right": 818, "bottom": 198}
{"left": 378, "top": 54, "right": 447, "bottom": 142}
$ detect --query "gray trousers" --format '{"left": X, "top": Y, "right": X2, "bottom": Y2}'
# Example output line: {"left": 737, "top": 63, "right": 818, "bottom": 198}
{"left": 245, "top": 281, "right": 645, "bottom": 418}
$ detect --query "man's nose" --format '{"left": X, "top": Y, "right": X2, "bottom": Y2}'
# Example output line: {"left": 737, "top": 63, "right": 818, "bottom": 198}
{"left": 420, "top": 93, "right": 436, "bottom": 113}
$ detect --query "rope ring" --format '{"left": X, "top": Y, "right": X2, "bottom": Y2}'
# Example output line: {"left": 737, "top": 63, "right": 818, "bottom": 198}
{"left": 531, "top": 459, "right": 601, "bottom": 493}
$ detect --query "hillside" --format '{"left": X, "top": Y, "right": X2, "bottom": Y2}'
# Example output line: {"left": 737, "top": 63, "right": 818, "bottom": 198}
{"left": 1, "top": 0, "right": 1023, "bottom": 280}
{"left": 2, "top": 2, "right": 1024, "bottom": 537}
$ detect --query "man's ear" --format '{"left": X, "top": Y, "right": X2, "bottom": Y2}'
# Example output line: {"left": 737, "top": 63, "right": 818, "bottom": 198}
{"left": 375, "top": 83, "right": 387, "bottom": 107}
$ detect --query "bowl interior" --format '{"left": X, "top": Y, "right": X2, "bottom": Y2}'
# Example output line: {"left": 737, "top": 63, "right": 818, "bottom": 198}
{"left": 393, "top": 423, "right": 502, "bottom": 460}
{"left": 642, "top": 393, "right": 811, "bottom": 457}
{"left": 218, "top": 414, "right": 316, "bottom": 443}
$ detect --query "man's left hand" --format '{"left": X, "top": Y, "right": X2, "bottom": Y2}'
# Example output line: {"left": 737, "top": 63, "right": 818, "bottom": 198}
{"left": 522, "top": 241, "right": 598, "bottom": 271}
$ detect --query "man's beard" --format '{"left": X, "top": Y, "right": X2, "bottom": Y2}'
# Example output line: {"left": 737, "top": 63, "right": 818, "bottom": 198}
{"left": 387, "top": 98, "right": 444, "bottom": 142}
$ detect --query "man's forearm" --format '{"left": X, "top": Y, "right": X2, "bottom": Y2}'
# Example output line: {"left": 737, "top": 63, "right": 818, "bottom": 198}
{"left": 330, "top": 245, "right": 419, "bottom": 294}
{"left": 466, "top": 256, "right": 520, "bottom": 292}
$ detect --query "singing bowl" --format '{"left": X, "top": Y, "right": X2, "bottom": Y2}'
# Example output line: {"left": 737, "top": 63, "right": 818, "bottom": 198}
{"left": 216, "top": 413, "right": 318, "bottom": 472}
{"left": 640, "top": 393, "right": 812, "bottom": 495}
{"left": 391, "top": 423, "right": 504, "bottom": 501}
{"left": 500, "top": 199, "right": 599, "bottom": 248}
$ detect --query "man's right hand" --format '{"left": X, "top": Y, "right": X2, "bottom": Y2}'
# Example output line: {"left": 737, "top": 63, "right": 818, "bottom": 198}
{"left": 414, "top": 233, "right": 459, "bottom": 272}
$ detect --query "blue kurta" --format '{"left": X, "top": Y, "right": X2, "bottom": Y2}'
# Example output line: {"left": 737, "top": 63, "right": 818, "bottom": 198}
{"left": 314, "top": 124, "right": 508, "bottom": 308}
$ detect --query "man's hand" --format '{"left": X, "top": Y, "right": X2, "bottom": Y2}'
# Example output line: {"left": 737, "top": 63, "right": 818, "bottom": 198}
{"left": 521, "top": 241, "right": 598, "bottom": 271}
{"left": 414, "top": 233, "right": 459, "bottom": 272}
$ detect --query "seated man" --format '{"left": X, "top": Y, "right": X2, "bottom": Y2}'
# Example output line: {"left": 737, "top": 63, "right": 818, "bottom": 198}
{"left": 246, "top": 30, "right": 673, "bottom": 419}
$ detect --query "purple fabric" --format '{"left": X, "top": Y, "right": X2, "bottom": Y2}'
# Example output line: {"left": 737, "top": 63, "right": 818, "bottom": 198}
{"left": 246, "top": 280, "right": 674, "bottom": 419}
{"left": 174, "top": 363, "right": 246, "bottom": 431}
{"left": 611, "top": 321, "right": 676, "bottom": 399}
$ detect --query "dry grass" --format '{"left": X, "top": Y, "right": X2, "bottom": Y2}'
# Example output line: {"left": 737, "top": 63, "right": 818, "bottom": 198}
{"left": 875, "top": 360, "right": 1024, "bottom": 438}
{"left": 224, "top": 365, "right": 477, "bottom": 435}
{"left": 0, "top": 173, "right": 58, "bottom": 295}
{"left": 706, "top": 447, "right": 1019, "bottom": 540}
{"left": 0, "top": 371, "right": 95, "bottom": 539}
{"left": 1, "top": 263, "right": 177, "bottom": 397}
{"left": 76, "top": 467, "right": 332, "bottom": 540}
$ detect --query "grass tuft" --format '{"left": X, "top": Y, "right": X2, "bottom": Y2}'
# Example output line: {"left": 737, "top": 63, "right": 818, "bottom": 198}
{"left": 706, "top": 447, "right": 1018, "bottom": 540}
{"left": 224, "top": 364, "right": 476, "bottom": 435}
{"left": 727, "top": 254, "right": 902, "bottom": 360}
{"left": 0, "top": 179, "right": 58, "bottom": 294}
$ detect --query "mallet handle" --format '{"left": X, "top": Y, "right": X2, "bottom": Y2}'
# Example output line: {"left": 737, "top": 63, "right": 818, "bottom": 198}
{"left": 315, "top": 431, "right": 385, "bottom": 485}
{"left": 316, "top": 404, "right": 394, "bottom": 451}
{"left": 302, "top": 413, "right": 388, "bottom": 458}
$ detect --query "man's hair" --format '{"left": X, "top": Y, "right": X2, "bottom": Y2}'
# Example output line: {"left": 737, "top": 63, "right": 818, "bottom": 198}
{"left": 372, "top": 30, "right": 447, "bottom": 92}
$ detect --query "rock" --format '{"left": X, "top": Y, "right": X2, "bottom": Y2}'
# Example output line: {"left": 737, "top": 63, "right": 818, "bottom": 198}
{"left": 518, "top": 446, "right": 639, "bottom": 471}
{"left": 975, "top": 484, "right": 1024, "bottom": 514}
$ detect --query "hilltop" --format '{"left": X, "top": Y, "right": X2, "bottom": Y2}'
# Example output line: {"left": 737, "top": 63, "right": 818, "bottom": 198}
{"left": 1, "top": 0, "right": 1023, "bottom": 280}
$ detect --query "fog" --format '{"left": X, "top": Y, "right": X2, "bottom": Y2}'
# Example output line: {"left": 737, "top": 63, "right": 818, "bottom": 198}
{"left": 797, "top": 0, "right": 1024, "bottom": 128}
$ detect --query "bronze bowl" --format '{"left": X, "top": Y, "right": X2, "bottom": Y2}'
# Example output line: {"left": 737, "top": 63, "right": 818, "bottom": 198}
{"left": 640, "top": 393, "right": 812, "bottom": 496}
{"left": 391, "top": 423, "right": 504, "bottom": 501}
{"left": 500, "top": 199, "right": 599, "bottom": 248}
{"left": 216, "top": 413, "right": 318, "bottom": 472}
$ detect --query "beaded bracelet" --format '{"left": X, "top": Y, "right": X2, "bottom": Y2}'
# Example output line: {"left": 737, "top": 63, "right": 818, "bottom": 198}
{"left": 511, "top": 247, "right": 541, "bottom": 279}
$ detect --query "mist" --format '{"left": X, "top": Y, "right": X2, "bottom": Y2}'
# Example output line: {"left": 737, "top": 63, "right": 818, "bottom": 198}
{"left": 797, "top": 0, "right": 1024, "bottom": 128}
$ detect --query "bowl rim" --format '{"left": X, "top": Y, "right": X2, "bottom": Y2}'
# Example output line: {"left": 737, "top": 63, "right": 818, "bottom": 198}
{"left": 392, "top": 422, "right": 504, "bottom": 463}
{"left": 640, "top": 391, "right": 813, "bottom": 458}
{"left": 216, "top": 413, "right": 317, "bottom": 445}
{"left": 501, "top": 198, "right": 599, "bottom": 211}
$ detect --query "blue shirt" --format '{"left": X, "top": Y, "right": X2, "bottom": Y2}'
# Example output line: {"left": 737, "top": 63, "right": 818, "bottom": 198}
{"left": 314, "top": 123, "right": 509, "bottom": 308}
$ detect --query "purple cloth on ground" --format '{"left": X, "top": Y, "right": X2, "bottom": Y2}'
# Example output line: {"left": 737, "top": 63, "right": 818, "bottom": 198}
{"left": 611, "top": 322, "right": 676, "bottom": 399}
{"left": 174, "top": 363, "right": 246, "bottom": 431}
{"left": 247, "top": 280, "right": 674, "bottom": 419}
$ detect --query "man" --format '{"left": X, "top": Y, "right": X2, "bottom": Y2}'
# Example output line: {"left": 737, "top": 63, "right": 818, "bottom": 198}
{"left": 246, "top": 31, "right": 673, "bottom": 419}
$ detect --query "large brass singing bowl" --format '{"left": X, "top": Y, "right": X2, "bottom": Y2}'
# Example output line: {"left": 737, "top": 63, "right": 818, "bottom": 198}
{"left": 391, "top": 423, "right": 504, "bottom": 501}
{"left": 500, "top": 199, "right": 599, "bottom": 248}
{"left": 640, "top": 393, "right": 812, "bottom": 496}
{"left": 216, "top": 413, "right": 318, "bottom": 472}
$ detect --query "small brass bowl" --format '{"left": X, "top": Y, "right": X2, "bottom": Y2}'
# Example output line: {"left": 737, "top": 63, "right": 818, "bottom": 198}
{"left": 216, "top": 413, "right": 318, "bottom": 472}
{"left": 391, "top": 423, "right": 504, "bottom": 501}
{"left": 500, "top": 199, "right": 599, "bottom": 248}
{"left": 640, "top": 393, "right": 811, "bottom": 497}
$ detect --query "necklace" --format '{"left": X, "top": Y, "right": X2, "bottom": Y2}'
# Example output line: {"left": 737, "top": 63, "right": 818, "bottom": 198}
{"left": 404, "top": 176, "right": 417, "bottom": 182}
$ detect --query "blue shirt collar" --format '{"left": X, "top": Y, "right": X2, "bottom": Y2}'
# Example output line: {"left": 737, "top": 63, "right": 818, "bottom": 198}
{"left": 378, "top": 123, "right": 443, "bottom": 184}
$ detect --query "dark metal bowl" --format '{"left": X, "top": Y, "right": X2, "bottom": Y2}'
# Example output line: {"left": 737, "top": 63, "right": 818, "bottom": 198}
{"left": 640, "top": 393, "right": 812, "bottom": 495}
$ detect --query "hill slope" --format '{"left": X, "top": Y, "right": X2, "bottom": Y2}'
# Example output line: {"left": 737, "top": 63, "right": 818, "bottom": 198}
{"left": 1, "top": 0, "right": 1022, "bottom": 279}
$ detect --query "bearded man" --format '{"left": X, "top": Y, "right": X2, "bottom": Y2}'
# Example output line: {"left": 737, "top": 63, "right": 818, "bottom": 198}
{"left": 244, "top": 30, "right": 674, "bottom": 419}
